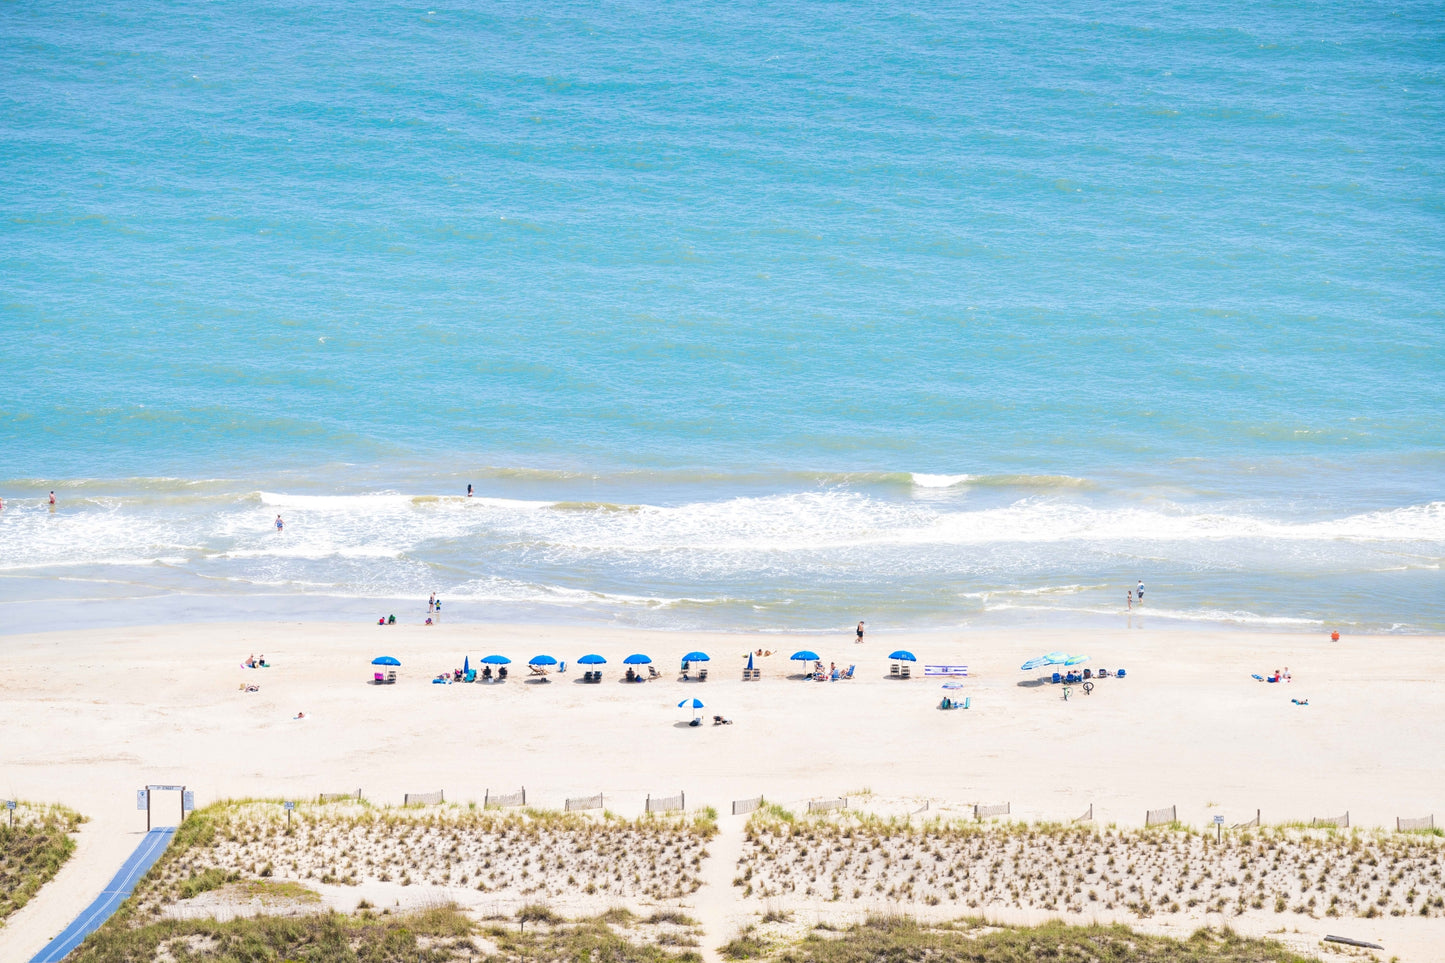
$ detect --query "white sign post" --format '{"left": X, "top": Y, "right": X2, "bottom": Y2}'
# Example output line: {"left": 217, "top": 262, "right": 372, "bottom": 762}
{"left": 4, "top": 799, "right": 14, "bottom": 828}
{"left": 1214, "top": 814, "right": 1225, "bottom": 843}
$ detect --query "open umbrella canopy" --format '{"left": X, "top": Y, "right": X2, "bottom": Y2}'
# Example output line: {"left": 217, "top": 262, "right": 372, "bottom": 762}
{"left": 790, "top": 650, "right": 821, "bottom": 662}
{"left": 1064, "top": 655, "right": 1090, "bottom": 666}
{"left": 371, "top": 656, "right": 401, "bottom": 666}
{"left": 682, "top": 651, "right": 710, "bottom": 662}
{"left": 888, "top": 650, "right": 917, "bottom": 662}
{"left": 480, "top": 655, "right": 511, "bottom": 665}
{"left": 1021, "top": 652, "right": 1070, "bottom": 671}
{"left": 678, "top": 698, "right": 705, "bottom": 709}
{"left": 578, "top": 654, "right": 606, "bottom": 665}
{"left": 623, "top": 653, "right": 652, "bottom": 665}
{"left": 529, "top": 654, "right": 558, "bottom": 666}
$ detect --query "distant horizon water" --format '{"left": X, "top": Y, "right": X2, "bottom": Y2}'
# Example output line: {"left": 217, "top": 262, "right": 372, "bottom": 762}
{"left": 2, "top": 0, "right": 1442, "bottom": 635}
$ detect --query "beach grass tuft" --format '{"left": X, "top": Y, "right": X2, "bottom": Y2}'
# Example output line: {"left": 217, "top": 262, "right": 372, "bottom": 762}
{"left": 0, "top": 801, "right": 86, "bottom": 923}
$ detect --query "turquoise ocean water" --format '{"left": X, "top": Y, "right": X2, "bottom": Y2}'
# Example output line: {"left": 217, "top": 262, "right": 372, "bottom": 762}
{"left": 2, "top": 0, "right": 1442, "bottom": 634}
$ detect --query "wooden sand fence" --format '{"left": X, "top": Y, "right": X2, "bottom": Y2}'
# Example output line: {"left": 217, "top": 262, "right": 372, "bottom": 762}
{"left": 403, "top": 790, "right": 444, "bottom": 806}
{"left": 565, "top": 793, "right": 604, "bottom": 812}
{"left": 1074, "top": 803, "right": 1093, "bottom": 823}
{"left": 646, "top": 791, "right": 685, "bottom": 813}
{"left": 1145, "top": 805, "right": 1177, "bottom": 827}
{"left": 974, "top": 802, "right": 1010, "bottom": 820}
{"left": 318, "top": 790, "right": 362, "bottom": 803}
{"left": 1232, "top": 809, "right": 1261, "bottom": 830}
{"left": 484, "top": 787, "right": 526, "bottom": 809}
{"left": 808, "top": 797, "right": 847, "bottom": 814}
{"left": 1312, "top": 811, "right": 1349, "bottom": 829}
{"left": 732, "top": 796, "right": 763, "bottom": 816}
{"left": 1397, "top": 815, "right": 1435, "bottom": 832}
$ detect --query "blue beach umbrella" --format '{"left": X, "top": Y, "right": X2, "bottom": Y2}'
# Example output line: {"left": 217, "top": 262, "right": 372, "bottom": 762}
{"left": 578, "top": 654, "right": 606, "bottom": 665}
{"left": 623, "top": 653, "right": 652, "bottom": 665}
{"left": 790, "top": 650, "right": 820, "bottom": 662}
{"left": 481, "top": 654, "right": 511, "bottom": 665}
{"left": 529, "top": 654, "right": 558, "bottom": 666}
{"left": 371, "top": 656, "right": 401, "bottom": 666}
{"left": 678, "top": 698, "right": 705, "bottom": 709}
{"left": 888, "top": 650, "right": 917, "bottom": 662}
{"left": 682, "top": 651, "right": 710, "bottom": 662}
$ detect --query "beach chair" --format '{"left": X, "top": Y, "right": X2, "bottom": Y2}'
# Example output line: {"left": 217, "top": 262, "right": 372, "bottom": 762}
{"left": 529, "top": 664, "right": 549, "bottom": 676}
{"left": 1097, "top": 669, "right": 1109, "bottom": 678}
{"left": 900, "top": 664, "right": 911, "bottom": 679}
{"left": 497, "top": 666, "right": 508, "bottom": 681}
{"left": 559, "top": 661, "right": 566, "bottom": 674}
{"left": 843, "top": 665, "right": 855, "bottom": 679}
{"left": 698, "top": 667, "right": 708, "bottom": 682}
{"left": 890, "top": 663, "right": 900, "bottom": 677}
{"left": 648, "top": 665, "right": 661, "bottom": 679}
{"left": 1051, "top": 672, "right": 1062, "bottom": 684}
{"left": 373, "top": 672, "right": 385, "bottom": 684}
{"left": 743, "top": 668, "right": 759, "bottom": 681}
{"left": 1117, "top": 669, "right": 1126, "bottom": 678}
{"left": 386, "top": 670, "right": 397, "bottom": 684}
{"left": 463, "top": 669, "right": 476, "bottom": 683}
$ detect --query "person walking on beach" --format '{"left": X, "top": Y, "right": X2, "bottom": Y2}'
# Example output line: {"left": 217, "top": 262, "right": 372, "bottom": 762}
{"left": 275, "top": 514, "right": 284, "bottom": 532}
{"left": 856, "top": 620, "right": 865, "bottom": 643}
{"left": 1136, "top": 579, "right": 1144, "bottom": 604}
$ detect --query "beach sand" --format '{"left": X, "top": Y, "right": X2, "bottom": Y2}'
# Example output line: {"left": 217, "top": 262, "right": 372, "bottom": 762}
{"left": 3, "top": 621, "right": 1443, "bottom": 960}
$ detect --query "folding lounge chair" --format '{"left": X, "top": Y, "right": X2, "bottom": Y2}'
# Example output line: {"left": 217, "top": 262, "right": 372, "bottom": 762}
{"left": 843, "top": 665, "right": 855, "bottom": 679}
{"left": 698, "top": 667, "right": 708, "bottom": 681}
{"left": 648, "top": 665, "right": 661, "bottom": 679}
{"left": 386, "top": 670, "right": 397, "bottom": 684}
{"left": 900, "top": 664, "right": 911, "bottom": 679}
{"left": 890, "top": 663, "right": 900, "bottom": 677}
{"left": 374, "top": 672, "right": 385, "bottom": 684}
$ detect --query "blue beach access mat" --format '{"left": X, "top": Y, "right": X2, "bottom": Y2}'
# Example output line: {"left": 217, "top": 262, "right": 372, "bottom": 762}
{"left": 30, "top": 827, "right": 175, "bottom": 962}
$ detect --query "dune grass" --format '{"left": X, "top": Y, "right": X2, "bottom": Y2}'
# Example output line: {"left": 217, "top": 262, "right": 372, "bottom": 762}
{"left": 0, "top": 802, "right": 86, "bottom": 923}
{"left": 773, "top": 916, "right": 1321, "bottom": 963}
{"left": 68, "top": 904, "right": 475, "bottom": 962}
{"left": 71, "top": 902, "right": 703, "bottom": 963}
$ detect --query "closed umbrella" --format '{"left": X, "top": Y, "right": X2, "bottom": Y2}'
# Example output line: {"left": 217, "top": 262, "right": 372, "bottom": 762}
{"left": 463, "top": 655, "right": 471, "bottom": 674}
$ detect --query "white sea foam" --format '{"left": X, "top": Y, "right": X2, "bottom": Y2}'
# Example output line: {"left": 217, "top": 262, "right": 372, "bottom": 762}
{"left": 911, "top": 473, "right": 973, "bottom": 488}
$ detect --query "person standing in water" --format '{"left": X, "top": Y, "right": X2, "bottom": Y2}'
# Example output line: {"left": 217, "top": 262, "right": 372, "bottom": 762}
{"left": 49, "top": 491, "right": 56, "bottom": 505}
{"left": 428, "top": 593, "right": 436, "bottom": 613}
{"left": 275, "top": 514, "right": 284, "bottom": 532}
{"left": 466, "top": 484, "right": 473, "bottom": 497}
{"left": 1126, "top": 589, "right": 1133, "bottom": 610}
{"left": 855, "top": 620, "right": 865, "bottom": 643}
{"left": 1136, "top": 579, "right": 1144, "bottom": 604}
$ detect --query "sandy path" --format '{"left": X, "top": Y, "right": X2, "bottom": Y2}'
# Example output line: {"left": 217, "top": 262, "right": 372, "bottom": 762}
{"left": 691, "top": 813, "right": 748, "bottom": 962}
{"left": 0, "top": 810, "right": 145, "bottom": 962}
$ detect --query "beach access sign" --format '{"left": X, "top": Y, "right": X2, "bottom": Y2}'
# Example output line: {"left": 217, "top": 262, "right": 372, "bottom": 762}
{"left": 136, "top": 789, "right": 148, "bottom": 809}
{"left": 183, "top": 791, "right": 195, "bottom": 812}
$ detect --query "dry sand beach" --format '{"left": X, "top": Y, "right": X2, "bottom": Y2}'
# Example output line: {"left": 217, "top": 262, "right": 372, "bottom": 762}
{"left": 3, "top": 621, "right": 1444, "bottom": 960}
